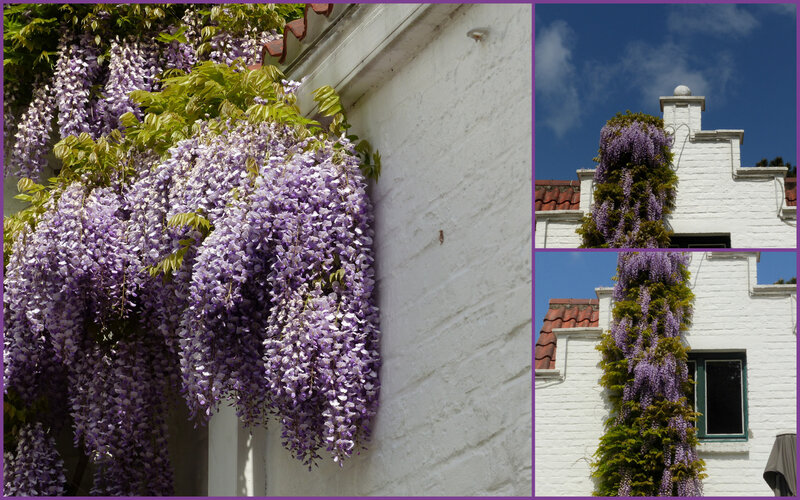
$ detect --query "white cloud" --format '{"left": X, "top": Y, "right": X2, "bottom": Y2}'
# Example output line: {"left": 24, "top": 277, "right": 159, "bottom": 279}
{"left": 667, "top": 5, "right": 759, "bottom": 38}
{"left": 762, "top": 3, "right": 796, "bottom": 16}
{"left": 621, "top": 42, "right": 711, "bottom": 102}
{"left": 536, "top": 20, "right": 581, "bottom": 137}
{"left": 536, "top": 20, "right": 575, "bottom": 93}
{"left": 568, "top": 252, "right": 584, "bottom": 262}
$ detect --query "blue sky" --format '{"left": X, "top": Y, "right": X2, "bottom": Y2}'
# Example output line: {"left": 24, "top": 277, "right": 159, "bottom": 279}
{"left": 534, "top": 251, "right": 797, "bottom": 342}
{"left": 534, "top": 4, "right": 797, "bottom": 180}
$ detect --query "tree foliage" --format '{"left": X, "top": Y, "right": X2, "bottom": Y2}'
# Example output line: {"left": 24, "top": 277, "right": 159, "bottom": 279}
{"left": 755, "top": 156, "right": 796, "bottom": 177}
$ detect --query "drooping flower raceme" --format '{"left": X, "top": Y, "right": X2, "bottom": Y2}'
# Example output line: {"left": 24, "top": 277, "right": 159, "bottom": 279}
{"left": 6, "top": 78, "right": 56, "bottom": 180}
{"left": 592, "top": 252, "right": 705, "bottom": 496}
{"left": 53, "top": 34, "right": 103, "bottom": 139}
{"left": 162, "top": 121, "right": 381, "bottom": 467}
{"left": 4, "top": 182, "right": 176, "bottom": 495}
{"left": 98, "top": 37, "right": 162, "bottom": 133}
{"left": 3, "top": 422, "right": 67, "bottom": 496}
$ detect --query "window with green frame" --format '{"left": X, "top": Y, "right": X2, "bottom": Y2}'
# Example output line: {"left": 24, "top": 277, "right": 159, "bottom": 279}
{"left": 686, "top": 352, "right": 748, "bottom": 441}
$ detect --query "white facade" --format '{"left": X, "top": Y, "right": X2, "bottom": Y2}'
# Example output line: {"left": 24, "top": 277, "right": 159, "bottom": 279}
{"left": 535, "top": 89, "right": 797, "bottom": 248}
{"left": 535, "top": 252, "right": 797, "bottom": 496}
{"left": 209, "top": 4, "right": 533, "bottom": 496}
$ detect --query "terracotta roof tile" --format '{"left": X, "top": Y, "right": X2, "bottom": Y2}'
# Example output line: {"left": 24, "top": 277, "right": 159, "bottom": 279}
{"left": 535, "top": 177, "right": 797, "bottom": 210}
{"left": 535, "top": 299, "right": 599, "bottom": 370}
{"left": 250, "top": 4, "right": 336, "bottom": 68}
{"left": 535, "top": 180, "right": 580, "bottom": 211}
{"left": 786, "top": 177, "right": 796, "bottom": 207}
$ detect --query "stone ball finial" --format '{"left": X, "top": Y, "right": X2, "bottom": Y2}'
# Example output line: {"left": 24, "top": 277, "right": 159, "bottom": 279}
{"left": 674, "top": 85, "right": 692, "bottom": 96}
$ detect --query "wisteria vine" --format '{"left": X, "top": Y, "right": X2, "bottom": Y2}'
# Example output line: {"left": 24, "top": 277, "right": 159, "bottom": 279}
{"left": 4, "top": 4, "right": 283, "bottom": 181}
{"left": 4, "top": 4, "right": 381, "bottom": 496}
{"left": 577, "top": 112, "right": 677, "bottom": 248}
{"left": 592, "top": 252, "right": 706, "bottom": 496}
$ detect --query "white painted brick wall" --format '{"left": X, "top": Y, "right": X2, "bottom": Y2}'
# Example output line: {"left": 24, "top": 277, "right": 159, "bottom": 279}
{"left": 534, "top": 217, "right": 583, "bottom": 248}
{"left": 535, "top": 252, "right": 796, "bottom": 496}
{"left": 261, "top": 4, "right": 532, "bottom": 496}
{"left": 534, "top": 333, "right": 607, "bottom": 496}
{"left": 535, "top": 97, "right": 797, "bottom": 248}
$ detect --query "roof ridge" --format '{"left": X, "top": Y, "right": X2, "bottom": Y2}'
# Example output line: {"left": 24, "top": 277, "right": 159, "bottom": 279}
{"left": 534, "top": 180, "right": 580, "bottom": 186}
{"left": 548, "top": 298, "right": 598, "bottom": 305}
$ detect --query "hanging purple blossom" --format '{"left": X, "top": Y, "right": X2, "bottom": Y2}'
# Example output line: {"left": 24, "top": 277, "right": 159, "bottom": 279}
{"left": 6, "top": 77, "right": 56, "bottom": 180}
{"left": 53, "top": 33, "right": 103, "bottom": 139}
{"left": 583, "top": 114, "right": 676, "bottom": 248}
{"left": 98, "top": 37, "right": 162, "bottom": 133}
{"left": 3, "top": 422, "right": 66, "bottom": 496}
{"left": 598, "top": 251, "right": 703, "bottom": 496}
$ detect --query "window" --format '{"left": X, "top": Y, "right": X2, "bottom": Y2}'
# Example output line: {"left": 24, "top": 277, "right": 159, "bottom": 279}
{"left": 687, "top": 352, "right": 748, "bottom": 440}
{"left": 670, "top": 234, "right": 731, "bottom": 248}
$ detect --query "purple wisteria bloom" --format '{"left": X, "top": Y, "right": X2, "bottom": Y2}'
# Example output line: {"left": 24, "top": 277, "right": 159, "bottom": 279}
{"left": 590, "top": 120, "right": 674, "bottom": 247}
{"left": 98, "top": 37, "right": 162, "bottom": 133}
{"left": 5, "top": 50, "right": 381, "bottom": 492}
{"left": 3, "top": 422, "right": 66, "bottom": 496}
{"left": 53, "top": 34, "right": 103, "bottom": 139}
{"left": 7, "top": 78, "right": 56, "bottom": 180}
{"left": 606, "top": 251, "right": 702, "bottom": 496}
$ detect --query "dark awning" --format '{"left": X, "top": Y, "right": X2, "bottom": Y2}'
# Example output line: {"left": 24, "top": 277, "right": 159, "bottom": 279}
{"left": 763, "top": 432, "right": 796, "bottom": 496}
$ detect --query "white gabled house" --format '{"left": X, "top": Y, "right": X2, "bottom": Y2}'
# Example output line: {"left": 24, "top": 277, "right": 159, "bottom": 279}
{"left": 534, "top": 252, "right": 797, "bottom": 496}
{"left": 535, "top": 87, "right": 797, "bottom": 249}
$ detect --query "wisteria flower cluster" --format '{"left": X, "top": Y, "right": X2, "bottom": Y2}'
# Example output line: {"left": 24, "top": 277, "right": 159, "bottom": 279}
{"left": 5, "top": 5, "right": 278, "bottom": 182}
{"left": 3, "top": 423, "right": 67, "bottom": 496}
{"left": 592, "top": 252, "right": 705, "bottom": 496}
{"left": 578, "top": 112, "right": 677, "bottom": 248}
{"left": 53, "top": 33, "right": 103, "bottom": 139}
{"left": 7, "top": 78, "right": 56, "bottom": 180}
{"left": 98, "top": 37, "right": 162, "bottom": 133}
{"left": 4, "top": 182, "right": 175, "bottom": 494}
{"left": 5, "top": 76, "right": 381, "bottom": 494}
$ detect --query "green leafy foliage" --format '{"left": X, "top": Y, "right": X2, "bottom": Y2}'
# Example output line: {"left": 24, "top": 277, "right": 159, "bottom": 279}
{"left": 194, "top": 4, "right": 303, "bottom": 58}
{"left": 145, "top": 211, "right": 213, "bottom": 279}
{"left": 4, "top": 4, "right": 187, "bottom": 105}
{"left": 125, "top": 61, "right": 316, "bottom": 155}
{"left": 313, "top": 85, "right": 382, "bottom": 182}
{"left": 4, "top": 3, "right": 303, "bottom": 111}
{"left": 773, "top": 277, "right": 797, "bottom": 284}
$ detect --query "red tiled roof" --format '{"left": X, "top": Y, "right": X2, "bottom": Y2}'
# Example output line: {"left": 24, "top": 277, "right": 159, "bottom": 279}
{"left": 785, "top": 177, "right": 796, "bottom": 207}
{"left": 535, "top": 299, "right": 599, "bottom": 370}
{"left": 534, "top": 177, "right": 797, "bottom": 210}
{"left": 535, "top": 180, "right": 580, "bottom": 211}
{"left": 251, "top": 4, "right": 335, "bottom": 69}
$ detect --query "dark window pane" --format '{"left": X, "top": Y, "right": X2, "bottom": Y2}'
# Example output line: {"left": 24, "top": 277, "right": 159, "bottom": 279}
{"left": 686, "top": 361, "right": 696, "bottom": 412}
{"left": 705, "top": 361, "right": 743, "bottom": 435}
{"left": 669, "top": 234, "right": 731, "bottom": 248}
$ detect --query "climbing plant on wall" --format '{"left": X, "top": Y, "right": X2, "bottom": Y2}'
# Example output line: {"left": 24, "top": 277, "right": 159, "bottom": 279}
{"left": 592, "top": 252, "right": 706, "bottom": 496}
{"left": 577, "top": 112, "right": 677, "bottom": 248}
{"left": 4, "top": 4, "right": 381, "bottom": 496}
{"left": 3, "top": 3, "right": 309, "bottom": 181}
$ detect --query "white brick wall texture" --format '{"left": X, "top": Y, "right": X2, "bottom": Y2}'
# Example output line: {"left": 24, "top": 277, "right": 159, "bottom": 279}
{"left": 261, "top": 4, "right": 532, "bottom": 496}
{"left": 535, "top": 94, "right": 797, "bottom": 248}
{"left": 534, "top": 217, "right": 583, "bottom": 248}
{"left": 535, "top": 252, "right": 797, "bottom": 496}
